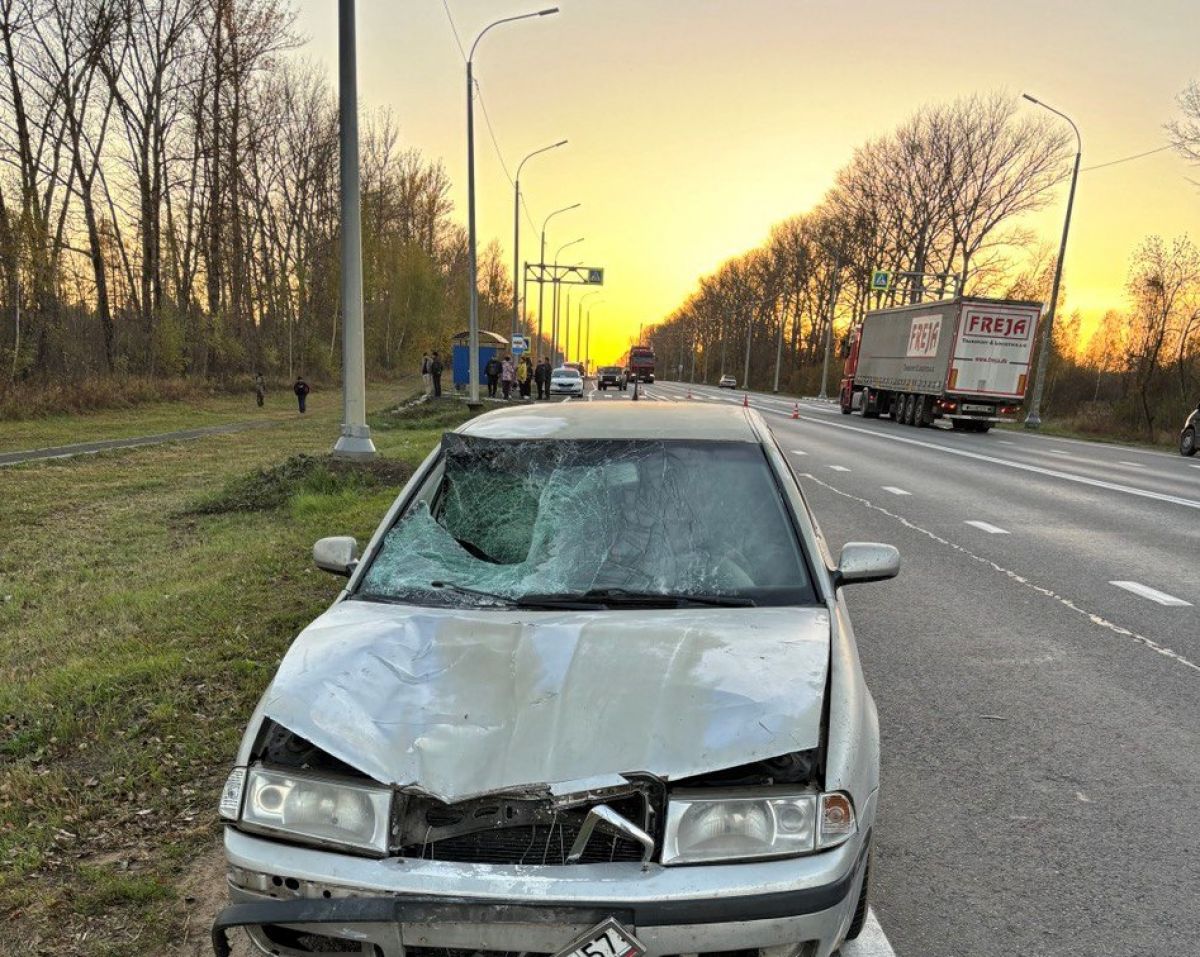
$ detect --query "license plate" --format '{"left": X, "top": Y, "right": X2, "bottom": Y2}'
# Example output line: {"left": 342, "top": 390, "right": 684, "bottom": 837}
{"left": 962, "top": 403, "right": 992, "bottom": 413}
{"left": 552, "top": 917, "right": 646, "bottom": 957}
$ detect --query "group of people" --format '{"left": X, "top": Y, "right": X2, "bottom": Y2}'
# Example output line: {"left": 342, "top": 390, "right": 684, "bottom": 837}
{"left": 420, "top": 351, "right": 445, "bottom": 397}
{"left": 417, "top": 350, "right": 560, "bottom": 401}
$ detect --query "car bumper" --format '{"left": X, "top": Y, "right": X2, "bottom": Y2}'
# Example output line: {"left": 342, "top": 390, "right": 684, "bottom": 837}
{"left": 550, "top": 386, "right": 583, "bottom": 394}
{"left": 213, "top": 813, "right": 872, "bottom": 957}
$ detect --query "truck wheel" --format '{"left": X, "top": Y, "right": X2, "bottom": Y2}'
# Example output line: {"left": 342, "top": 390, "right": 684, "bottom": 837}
{"left": 903, "top": 393, "right": 917, "bottom": 425}
{"left": 914, "top": 395, "right": 930, "bottom": 427}
{"left": 888, "top": 393, "right": 901, "bottom": 422}
{"left": 841, "top": 396, "right": 853, "bottom": 415}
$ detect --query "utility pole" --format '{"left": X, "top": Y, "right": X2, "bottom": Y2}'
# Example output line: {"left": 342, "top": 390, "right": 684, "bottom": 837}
{"left": 1023, "top": 94, "right": 1081, "bottom": 430}
{"left": 818, "top": 253, "right": 841, "bottom": 400}
{"left": 772, "top": 306, "right": 785, "bottom": 393}
{"left": 332, "top": 0, "right": 375, "bottom": 460}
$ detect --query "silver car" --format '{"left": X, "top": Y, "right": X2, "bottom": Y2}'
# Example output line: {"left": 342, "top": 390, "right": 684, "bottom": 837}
{"left": 213, "top": 403, "right": 898, "bottom": 957}
{"left": 550, "top": 366, "right": 585, "bottom": 396}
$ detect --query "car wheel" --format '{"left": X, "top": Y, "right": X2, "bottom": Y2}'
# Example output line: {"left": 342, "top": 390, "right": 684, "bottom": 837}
{"left": 1182, "top": 427, "right": 1197, "bottom": 456}
{"left": 845, "top": 852, "right": 872, "bottom": 941}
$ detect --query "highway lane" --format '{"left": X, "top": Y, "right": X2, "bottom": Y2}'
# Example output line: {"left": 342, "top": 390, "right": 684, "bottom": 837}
{"left": 648, "top": 380, "right": 1199, "bottom": 957}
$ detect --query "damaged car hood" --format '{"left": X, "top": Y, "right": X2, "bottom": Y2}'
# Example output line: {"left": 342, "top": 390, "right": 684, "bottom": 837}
{"left": 259, "top": 599, "right": 831, "bottom": 802}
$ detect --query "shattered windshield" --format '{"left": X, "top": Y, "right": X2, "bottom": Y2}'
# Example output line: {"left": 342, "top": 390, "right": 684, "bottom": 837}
{"left": 355, "top": 434, "right": 815, "bottom": 608}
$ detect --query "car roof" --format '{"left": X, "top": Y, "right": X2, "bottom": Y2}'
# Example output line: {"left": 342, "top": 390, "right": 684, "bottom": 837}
{"left": 459, "top": 400, "right": 764, "bottom": 442}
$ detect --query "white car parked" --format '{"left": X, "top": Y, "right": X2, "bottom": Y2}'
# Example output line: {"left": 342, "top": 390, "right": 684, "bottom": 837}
{"left": 550, "top": 365, "right": 585, "bottom": 396}
{"left": 213, "top": 403, "right": 899, "bottom": 957}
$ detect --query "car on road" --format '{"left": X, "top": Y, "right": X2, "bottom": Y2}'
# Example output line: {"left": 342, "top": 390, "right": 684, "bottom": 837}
{"left": 1181, "top": 404, "right": 1198, "bottom": 456}
{"left": 719, "top": 374, "right": 737, "bottom": 389}
{"left": 212, "top": 403, "right": 899, "bottom": 957}
{"left": 598, "top": 365, "right": 627, "bottom": 390}
{"left": 549, "top": 366, "right": 585, "bottom": 396}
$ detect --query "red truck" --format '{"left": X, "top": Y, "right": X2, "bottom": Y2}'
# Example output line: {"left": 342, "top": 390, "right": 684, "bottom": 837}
{"left": 628, "top": 345, "right": 656, "bottom": 384}
{"left": 839, "top": 296, "right": 1043, "bottom": 432}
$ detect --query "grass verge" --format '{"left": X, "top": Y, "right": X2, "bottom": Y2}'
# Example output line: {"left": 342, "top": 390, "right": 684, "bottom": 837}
{"left": 0, "top": 388, "right": 480, "bottom": 954}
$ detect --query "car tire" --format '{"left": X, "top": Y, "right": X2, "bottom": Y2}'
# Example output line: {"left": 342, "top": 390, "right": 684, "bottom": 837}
{"left": 1182, "top": 427, "right": 1197, "bottom": 456}
{"left": 844, "top": 852, "right": 872, "bottom": 941}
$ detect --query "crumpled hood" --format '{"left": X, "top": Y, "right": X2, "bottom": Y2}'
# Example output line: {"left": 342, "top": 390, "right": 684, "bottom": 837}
{"left": 260, "top": 599, "right": 830, "bottom": 802}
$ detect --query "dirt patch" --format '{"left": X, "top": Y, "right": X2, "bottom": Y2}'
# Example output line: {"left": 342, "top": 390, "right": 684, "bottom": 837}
{"left": 167, "top": 843, "right": 252, "bottom": 957}
{"left": 186, "top": 453, "right": 415, "bottom": 515}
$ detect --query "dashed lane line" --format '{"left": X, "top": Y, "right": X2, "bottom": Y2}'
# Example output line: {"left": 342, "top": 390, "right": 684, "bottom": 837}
{"left": 791, "top": 449, "right": 808, "bottom": 456}
{"left": 797, "top": 471, "right": 1200, "bottom": 676}
{"left": 882, "top": 486, "right": 911, "bottom": 496}
{"left": 828, "top": 465, "right": 851, "bottom": 472}
{"left": 965, "top": 520, "right": 1010, "bottom": 535}
{"left": 1109, "top": 581, "right": 1192, "bottom": 607}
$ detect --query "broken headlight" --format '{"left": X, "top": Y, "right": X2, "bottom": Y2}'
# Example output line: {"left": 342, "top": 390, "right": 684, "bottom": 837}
{"left": 235, "top": 765, "right": 392, "bottom": 856}
{"left": 661, "top": 789, "right": 855, "bottom": 865}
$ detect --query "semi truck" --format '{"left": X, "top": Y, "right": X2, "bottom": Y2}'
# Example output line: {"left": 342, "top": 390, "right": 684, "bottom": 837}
{"left": 839, "top": 296, "right": 1043, "bottom": 432}
{"left": 628, "top": 345, "right": 656, "bottom": 383}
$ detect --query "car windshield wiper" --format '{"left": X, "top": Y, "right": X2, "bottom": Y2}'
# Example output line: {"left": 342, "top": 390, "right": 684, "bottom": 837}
{"left": 515, "top": 587, "right": 756, "bottom": 609}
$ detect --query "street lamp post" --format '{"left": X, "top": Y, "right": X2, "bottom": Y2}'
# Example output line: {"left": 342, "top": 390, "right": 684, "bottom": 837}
{"left": 585, "top": 300, "right": 604, "bottom": 373}
{"left": 512, "top": 140, "right": 567, "bottom": 347}
{"left": 551, "top": 238, "right": 583, "bottom": 363}
{"left": 466, "top": 8, "right": 558, "bottom": 405}
{"left": 1023, "top": 93, "right": 1081, "bottom": 429}
{"left": 332, "top": 0, "right": 375, "bottom": 460}
{"left": 578, "top": 290, "right": 601, "bottom": 364}
{"left": 537, "top": 203, "right": 579, "bottom": 359}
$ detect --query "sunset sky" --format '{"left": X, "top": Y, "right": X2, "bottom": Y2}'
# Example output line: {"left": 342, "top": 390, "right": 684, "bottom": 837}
{"left": 296, "top": 1, "right": 1198, "bottom": 366}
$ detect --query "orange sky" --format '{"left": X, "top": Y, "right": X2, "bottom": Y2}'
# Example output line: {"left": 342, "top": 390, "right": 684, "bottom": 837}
{"left": 297, "top": 1, "right": 1198, "bottom": 366}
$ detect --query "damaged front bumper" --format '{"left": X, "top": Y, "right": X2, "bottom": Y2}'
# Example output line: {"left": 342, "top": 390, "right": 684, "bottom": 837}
{"left": 212, "top": 810, "right": 873, "bottom": 957}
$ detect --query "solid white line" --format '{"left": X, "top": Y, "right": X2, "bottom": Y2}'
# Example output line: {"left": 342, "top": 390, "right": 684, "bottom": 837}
{"left": 965, "top": 520, "right": 1009, "bottom": 534}
{"left": 840, "top": 909, "right": 896, "bottom": 957}
{"left": 882, "top": 486, "right": 911, "bottom": 496}
{"left": 1109, "top": 581, "right": 1192, "bottom": 607}
{"left": 775, "top": 414, "right": 1200, "bottom": 512}
{"left": 828, "top": 465, "right": 851, "bottom": 472}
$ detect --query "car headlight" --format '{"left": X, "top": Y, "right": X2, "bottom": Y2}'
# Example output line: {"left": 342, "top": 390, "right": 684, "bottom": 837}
{"left": 661, "top": 789, "right": 856, "bottom": 865}
{"left": 233, "top": 765, "right": 392, "bottom": 856}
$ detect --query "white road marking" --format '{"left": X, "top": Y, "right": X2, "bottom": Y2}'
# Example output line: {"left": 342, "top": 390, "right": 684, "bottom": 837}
{"left": 841, "top": 909, "right": 896, "bottom": 957}
{"left": 790, "top": 449, "right": 808, "bottom": 456}
{"left": 1109, "top": 581, "right": 1192, "bottom": 607}
{"left": 777, "top": 415, "right": 1200, "bottom": 512}
{"left": 828, "top": 465, "right": 851, "bottom": 472}
{"left": 1118, "top": 460, "right": 1144, "bottom": 468}
{"left": 965, "top": 520, "right": 1009, "bottom": 534}
{"left": 997, "top": 440, "right": 1015, "bottom": 445}
{"left": 1048, "top": 449, "right": 1069, "bottom": 455}
{"left": 799, "top": 471, "right": 1200, "bottom": 675}
{"left": 882, "top": 486, "right": 911, "bottom": 495}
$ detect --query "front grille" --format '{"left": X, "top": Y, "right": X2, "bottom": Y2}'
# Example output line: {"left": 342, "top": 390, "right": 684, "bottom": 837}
{"left": 403, "top": 822, "right": 645, "bottom": 865}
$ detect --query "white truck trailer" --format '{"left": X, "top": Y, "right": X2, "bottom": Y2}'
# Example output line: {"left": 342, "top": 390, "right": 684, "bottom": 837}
{"left": 838, "top": 297, "right": 1043, "bottom": 432}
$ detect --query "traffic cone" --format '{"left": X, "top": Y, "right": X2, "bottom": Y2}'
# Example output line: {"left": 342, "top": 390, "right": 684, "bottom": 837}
{"left": 687, "top": 388, "right": 694, "bottom": 400}
{"left": 791, "top": 403, "right": 800, "bottom": 419}
{"left": 742, "top": 393, "right": 749, "bottom": 408}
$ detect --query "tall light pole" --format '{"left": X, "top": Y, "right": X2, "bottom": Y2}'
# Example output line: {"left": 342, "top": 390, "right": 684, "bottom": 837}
{"left": 552, "top": 238, "right": 583, "bottom": 363}
{"left": 537, "top": 203, "right": 579, "bottom": 358}
{"left": 1023, "top": 93, "right": 1081, "bottom": 429}
{"left": 466, "top": 8, "right": 558, "bottom": 405}
{"left": 585, "top": 300, "right": 604, "bottom": 373}
{"left": 332, "top": 0, "right": 375, "bottom": 460}
{"left": 578, "top": 290, "right": 601, "bottom": 364}
{"left": 513, "top": 140, "right": 567, "bottom": 346}
{"left": 818, "top": 253, "right": 841, "bottom": 400}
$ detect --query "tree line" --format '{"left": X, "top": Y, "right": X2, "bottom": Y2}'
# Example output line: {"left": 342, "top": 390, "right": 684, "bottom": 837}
{"left": 0, "top": 0, "right": 518, "bottom": 396}
{"left": 646, "top": 89, "right": 1200, "bottom": 441}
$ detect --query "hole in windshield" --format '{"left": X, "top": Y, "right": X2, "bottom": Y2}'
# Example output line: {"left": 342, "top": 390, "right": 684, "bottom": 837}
{"left": 355, "top": 435, "right": 815, "bottom": 608}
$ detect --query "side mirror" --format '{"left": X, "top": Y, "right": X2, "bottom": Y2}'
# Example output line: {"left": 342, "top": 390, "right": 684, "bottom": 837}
{"left": 313, "top": 536, "right": 359, "bottom": 577}
{"left": 833, "top": 542, "right": 900, "bottom": 588}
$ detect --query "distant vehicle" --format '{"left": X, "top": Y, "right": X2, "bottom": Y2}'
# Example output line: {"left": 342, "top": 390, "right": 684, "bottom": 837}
{"left": 839, "top": 296, "right": 1042, "bottom": 433}
{"left": 629, "top": 345, "right": 656, "bottom": 383}
{"left": 718, "top": 374, "right": 737, "bottom": 389}
{"left": 598, "top": 365, "right": 627, "bottom": 391}
{"left": 1181, "top": 404, "right": 1198, "bottom": 456}
{"left": 549, "top": 366, "right": 584, "bottom": 396}
{"left": 564, "top": 361, "right": 587, "bottom": 378}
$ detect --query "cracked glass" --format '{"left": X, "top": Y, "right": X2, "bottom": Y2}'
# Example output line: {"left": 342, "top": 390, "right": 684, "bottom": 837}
{"left": 356, "top": 433, "right": 814, "bottom": 607}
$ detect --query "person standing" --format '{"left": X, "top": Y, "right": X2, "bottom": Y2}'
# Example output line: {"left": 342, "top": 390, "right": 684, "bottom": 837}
{"left": 293, "top": 376, "right": 310, "bottom": 413}
{"left": 253, "top": 372, "right": 265, "bottom": 408}
{"left": 420, "top": 352, "right": 432, "bottom": 395}
{"left": 430, "top": 351, "right": 443, "bottom": 398}
{"left": 518, "top": 355, "right": 533, "bottom": 399}
{"left": 500, "top": 355, "right": 516, "bottom": 400}
{"left": 485, "top": 354, "right": 501, "bottom": 398}
{"left": 534, "top": 356, "right": 551, "bottom": 400}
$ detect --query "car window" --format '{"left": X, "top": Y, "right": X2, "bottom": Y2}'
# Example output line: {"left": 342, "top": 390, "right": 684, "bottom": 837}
{"left": 356, "top": 436, "right": 816, "bottom": 608}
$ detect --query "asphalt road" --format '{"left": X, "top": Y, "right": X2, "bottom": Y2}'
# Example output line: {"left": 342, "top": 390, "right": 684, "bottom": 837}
{"left": 640, "top": 380, "right": 1198, "bottom": 957}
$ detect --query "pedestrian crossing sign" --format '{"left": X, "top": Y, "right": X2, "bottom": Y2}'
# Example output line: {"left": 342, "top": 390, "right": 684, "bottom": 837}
{"left": 587, "top": 268, "right": 604, "bottom": 285}
{"left": 871, "top": 269, "right": 892, "bottom": 291}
